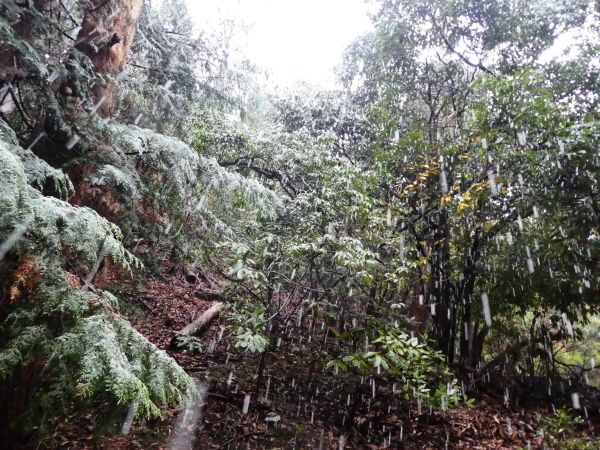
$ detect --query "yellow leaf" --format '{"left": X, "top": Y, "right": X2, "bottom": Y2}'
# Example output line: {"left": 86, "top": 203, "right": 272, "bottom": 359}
{"left": 440, "top": 194, "right": 452, "bottom": 205}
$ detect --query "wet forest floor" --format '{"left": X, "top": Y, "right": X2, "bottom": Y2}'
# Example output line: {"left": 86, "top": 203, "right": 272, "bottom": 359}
{"left": 46, "top": 265, "right": 600, "bottom": 449}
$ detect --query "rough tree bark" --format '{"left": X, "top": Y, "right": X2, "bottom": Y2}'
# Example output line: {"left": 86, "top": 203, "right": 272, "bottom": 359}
{"left": 75, "top": 0, "right": 144, "bottom": 117}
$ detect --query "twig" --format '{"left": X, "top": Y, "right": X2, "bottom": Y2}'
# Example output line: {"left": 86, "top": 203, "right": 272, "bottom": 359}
{"left": 207, "top": 392, "right": 230, "bottom": 400}
{"left": 88, "top": 0, "right": 112, "bottom": 13}
{"left": 553, "top": 359, "right": 593, "bottom": 372}
{"left": 0, "top": 82, "right": 11, "bottom": 104}
{"left": 61, "top": 29, "right": 76, "bottom": 41}
{"left": 135, "top": 297, "right": 155, "bottom": 313}
{"left": 58, "top": 0, "right": 79, "bottom": 26}
{"left": 0, "top": 111, "right": 14, "bottom": 130}
{"left": 216, "top": 431, "right": 266, "bottom": 449}
{"left": 15, "top": 79, "right": 33, "bottom": 124}
{"left": 440, "top": 33, "right": 495, "bottom": 77}
{"left": 66, "top": 261, "right": 99, "bottom": 293}
{"left": 84, "top": 241, "right": 107, "bottom": 284}
{"left": 163, "top": 30, "right": 189, "bottom": 36}
{"left": 267, "top": 295, "right": 292, "bottom": 321}
{"left": 123, "top": 150, "right": 153, "bottom": 155}
{"left": 5, "top": 83, "right": 33, "bottom": 129}
{"left": 128, "top": 62, "right": 224, "bottom": 80}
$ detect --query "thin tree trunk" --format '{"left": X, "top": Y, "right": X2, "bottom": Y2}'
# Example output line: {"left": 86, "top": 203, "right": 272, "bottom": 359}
{"left": 429, "top": 212, "right": 455, "bottom": 363}
{"left": 410, "top": 264, "right": 429, "bottom": 335}
{"left": 459, "top": 229, "right": 480, "bottom": 364}
{"left": 471, "top": 323, "right": 488, "bottom": 366}
{"left": 255, "top": 350, "right": 268, "bottom": 396}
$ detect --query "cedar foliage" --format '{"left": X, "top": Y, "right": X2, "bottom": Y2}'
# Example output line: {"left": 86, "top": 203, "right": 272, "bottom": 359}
{"left": 2, "top": 0, "right": 600, "bottom": 446}
{"left": 0, "top": 0, "right": 275, "bottom": 434}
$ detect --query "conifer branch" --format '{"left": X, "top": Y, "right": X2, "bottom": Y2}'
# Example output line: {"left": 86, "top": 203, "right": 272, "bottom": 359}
{"left": 58, "top": 0, "right": 79, "bottom": 26}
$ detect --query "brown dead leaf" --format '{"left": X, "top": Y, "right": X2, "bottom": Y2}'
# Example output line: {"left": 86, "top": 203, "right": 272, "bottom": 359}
{"left": 9, "top": 254, "right": 40, "bottom": 301}
{"left": 498, "top": 424, "right": 507, "bottom": 440}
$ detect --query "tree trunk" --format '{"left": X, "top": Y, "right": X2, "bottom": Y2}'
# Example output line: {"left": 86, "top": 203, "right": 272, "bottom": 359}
{"left": 409, "top": 264, "right": 429, "bottom": 335}
{"left": 75, "top": 0, "right": 144, "bottom": 117}
{"left": 429, "top": 212, "right": 455, "bottom": 363}
{"left": 459, "top": 229, "right": 480, "bottom": 364}
{"left": 255, "top": 350, "right": 268, "bottom": 396}
{"left": 471, "top": 322, "right": 488, "bottom": 366}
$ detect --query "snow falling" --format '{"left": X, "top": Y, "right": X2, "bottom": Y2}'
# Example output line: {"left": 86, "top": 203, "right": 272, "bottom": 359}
{"left": 0, "top": 216, "right": 33, "bottom": 261}
{"left": 1, "top": 0, "right": 599, "bottom": 448}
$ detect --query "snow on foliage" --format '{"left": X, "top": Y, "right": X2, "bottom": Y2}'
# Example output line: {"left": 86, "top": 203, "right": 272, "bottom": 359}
{"left": 0, "top": 123, "right": 193, "bottom": 417}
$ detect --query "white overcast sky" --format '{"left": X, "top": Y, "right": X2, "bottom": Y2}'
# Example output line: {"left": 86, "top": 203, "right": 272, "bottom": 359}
{"left": 186, "top": 0, "right": 375, "bottom": 88}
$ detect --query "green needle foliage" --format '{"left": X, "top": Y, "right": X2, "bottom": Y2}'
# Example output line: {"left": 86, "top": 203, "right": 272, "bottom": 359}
{"left": 0, "top": 0, "right": 269, "bottom": 433}
{"left": 1, "top": 0, "right": 600, "bottom": 443}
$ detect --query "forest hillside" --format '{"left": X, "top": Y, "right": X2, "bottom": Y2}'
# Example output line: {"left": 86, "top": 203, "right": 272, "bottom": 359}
{"left": 1, "top": 0, "right": 600, "bottom": 448}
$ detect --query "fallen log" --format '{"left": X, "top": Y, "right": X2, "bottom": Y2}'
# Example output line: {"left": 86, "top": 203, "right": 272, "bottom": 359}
{"left": 194, "top": 290, "right": 221, "bottom": 301}
{"left": 170, "top": 302, "right": 224, "bottom": 349}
